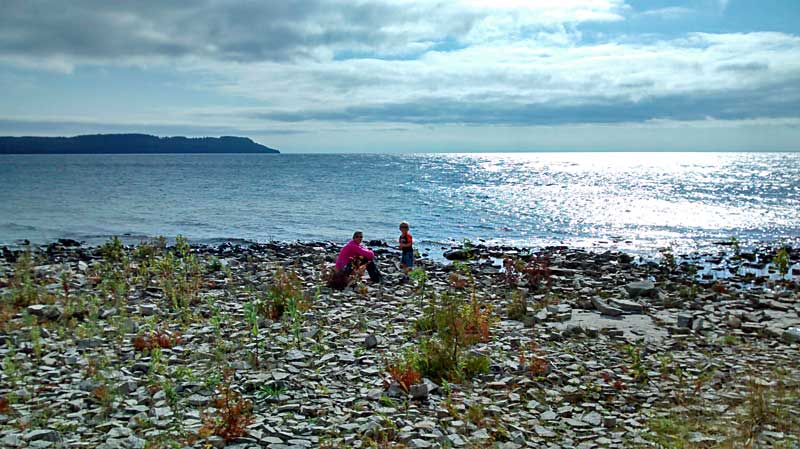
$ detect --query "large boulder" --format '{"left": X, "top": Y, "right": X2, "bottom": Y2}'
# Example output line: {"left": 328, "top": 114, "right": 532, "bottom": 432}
{"left": 443, "top": 249, "right": 473, "bottom": 260}
{"left": 624, "top": 280, "right": 656, "bottom": 298}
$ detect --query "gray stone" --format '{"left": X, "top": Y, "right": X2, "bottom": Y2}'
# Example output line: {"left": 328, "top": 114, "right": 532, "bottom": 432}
{"left": 26, "top": 304, "right": 61, "bottom": 320}
{"left": 547, "top": 304, "right": 571, "bottom": 314}
{"left": 364, "top": 335, "right": 378, "bottom": 349}
{"left": 139, "top": 304, "right": 158, "bottom": 316}
{"left": 24, "top": 429, "right": 62, "bottom": 443}
{"left": 686, "top": 432, "right": 716, "bottom": 444}
{"left": 676, "top": 314, "right": 693, "bottom": 329}
{"left": 603, "top": 416, "right": 617, "bottom": 428}
{"left": 285, "top": 349, "right": 306, "bottom": 361}
{"left": 540, "top": 410, "right": 557, "bottom": 421}
{"left": 205, "top": 436, "right": 226, "bottom": 449}
{"left": 447, "top": 434, "right": 466, "bottom": 447}
{"left": 536, "top": 309, "right": 549, "bottom": 322}
{"left": 410, "top": 383, "right": 429, "bottom": 400}
{"left": 126, "top": 435, "right": 146, "bottom": 449}
{"left": 582, "top": 411, "right": 602, "bottom": 427}
{"left": 116, "top": 380, "right": 138, "bottom": 396}
{"left": 624, "top": 280, "right": 656, "bottom": 298}
{"left": 591, "top": 297, "right": 623, "bottom": 316}
{"left": 472, "top": 428, "right": 491, "bottom": 440}
{"left": 692, "top": 317, "right": 707, "bottom": 332}
{"left": 1, "top": 434, "right": 24, "bottom": 448}
{"left": 782, "top": 327, "right": 800, "bottom": 344}
{"left": 77, "top": 337, "right": 104, "bottom": 349}
{"left": 187, "top": 394, "right": 211, "bottom": 406}
{"left": 608, "top": 298, "right": 644, "bottom": 313}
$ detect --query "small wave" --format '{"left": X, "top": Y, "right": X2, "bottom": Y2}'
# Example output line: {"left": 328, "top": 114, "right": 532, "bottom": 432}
{"left": 200, "top": 237, "right": 259, "bottom": 246}
{"left": 0, "top": 222, "right": 38, "bottom": 231}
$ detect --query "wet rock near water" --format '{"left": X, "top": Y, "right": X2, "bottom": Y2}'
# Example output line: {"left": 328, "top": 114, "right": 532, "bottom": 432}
{"left": 0, "top": 240, "right": 799, "bottom": 448}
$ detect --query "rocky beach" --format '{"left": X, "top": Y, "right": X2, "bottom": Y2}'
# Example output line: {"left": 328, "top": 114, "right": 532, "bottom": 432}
{"left": 1, "top": 238, "right": 799, "bottom": 449}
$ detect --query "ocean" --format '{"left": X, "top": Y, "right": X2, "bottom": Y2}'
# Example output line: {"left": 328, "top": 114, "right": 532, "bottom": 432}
{"left": 2, "top": 152, "right": 799, "bottom": 257}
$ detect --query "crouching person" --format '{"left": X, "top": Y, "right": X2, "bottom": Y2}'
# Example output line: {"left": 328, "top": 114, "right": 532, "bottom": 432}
{"left": 335, "top": 230, "right": 383, "bottom": 284}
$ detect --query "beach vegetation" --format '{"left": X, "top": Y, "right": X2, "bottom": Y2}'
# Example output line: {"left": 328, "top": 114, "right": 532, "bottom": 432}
{"left": 324, "top": 260, "right": 363, "bottom": 291}
{"left": 624, "top": 344, "right": 649, "bottom": 385}
{"left": 404, "top": 290, "right": 494, "bottom": 383}
{"left": 6, "top": 248, "right": 44, "bottom": 307}
{"left": 2, "top": 344, "right": 20, "bottom": 389}
{"left": 466, "top": 402, "right": 485, "bottom": 426}
{"left": 257, "top": 382, "right": 287, "bottom": 401}
{"left": 155, "top": 237, "right": 203, "bottom": 313}
{"left": 264, "top": 266, "right": 306, "bottom": 319}
{"left": 678, "top": 284, "right": 698, "bottom": 301}
{"left": 385, "top": 349, "right": 423, "bottom": 393}
{"left": 409, "top": 267, "right": 428, "bottom": 305}
{"left": 772, "top": 247, "right": 790, "bottom": 277}
{"left": 461, "top": 237, "right": 475, "bottom": 259}
{"left": 132, "top": 328, "right": 181, "bottom": 352}
{"left": 728, "top": 236, "right": 742, "bottom": 259}
{"left": 199, "top": 369, "right": 254, "bottom": 442}
{"left": 503, "top": 255, "right": 552, "bottom": 292}
{"left": 506, "top": 289, "right": 527, "bottom": 321}
{"left": 243, "top": 300, "right": 261, "bottom": 367}
{"left": 658, "top": 246, "right": 677, "bottom": 273}
{"left": 206, "top": 255, "right": 223, "bottom": 272}
{"left": 643, "top": 369, "right": 800, "bottom": 448}
{"left": 518, "top": 341, "right": 549, "bottom": 379}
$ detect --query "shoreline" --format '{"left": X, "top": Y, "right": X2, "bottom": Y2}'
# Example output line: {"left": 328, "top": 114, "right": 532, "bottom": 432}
{"left": 3, "top": 227, "right": 800, "bottom": 267}
{"left": 1, "top": 239, "right": 799, "bottom": 448}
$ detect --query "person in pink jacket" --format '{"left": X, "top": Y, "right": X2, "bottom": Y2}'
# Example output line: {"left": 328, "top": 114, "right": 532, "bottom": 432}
{"left": 335, "top": 230, "right": 382, "bottom": 283}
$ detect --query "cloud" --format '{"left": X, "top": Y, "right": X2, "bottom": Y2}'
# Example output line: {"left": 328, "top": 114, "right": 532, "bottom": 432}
{"left": 1, "top": 1, "right": 799, "bottom": 136}
{"left": 0, "top": 0, "right": 625, "bottom": 70}
{"left": 636, "top": 7, "right": 693, "bottom": 19}
{"left": 244, "top": 75, "right": 800, "bottom": 126}
{"left": 195, "top": 30, "right": 800, "bottom": 126}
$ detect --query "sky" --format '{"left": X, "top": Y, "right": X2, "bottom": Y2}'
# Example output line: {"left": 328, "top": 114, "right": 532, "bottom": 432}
{"left": 1, "top": 0, "right": 799, "bottom": 153}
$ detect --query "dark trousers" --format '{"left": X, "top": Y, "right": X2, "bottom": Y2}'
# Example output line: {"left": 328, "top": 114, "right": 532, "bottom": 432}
{"left": 344, "top": 256, "right": 382, "bottom": 282}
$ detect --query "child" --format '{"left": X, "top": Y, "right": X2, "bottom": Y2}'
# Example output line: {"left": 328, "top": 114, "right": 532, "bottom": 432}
{"left": 398, "top": 221, "right": 414, "bottom": 282}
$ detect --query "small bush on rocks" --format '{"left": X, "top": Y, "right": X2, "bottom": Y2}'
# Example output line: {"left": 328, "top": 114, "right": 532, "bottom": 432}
{"left": 405, "top": 292, "right": 494, "bottom": 383}
{"left": 385, "top": 350, "right": 423, "bottom": 392}
{"left": 132, "top": 329, "right": 181, "bottom": 352}
{"left": 200, "top": 370, "right": 254, "bottom": 442}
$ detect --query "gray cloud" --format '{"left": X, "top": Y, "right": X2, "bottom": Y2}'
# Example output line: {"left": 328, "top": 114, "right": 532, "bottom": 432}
{"left": 247, "top": 77, "right": 800, "bottom": 126}
{"left": 0, "top": 0, "right": 481, "bottom": 64}
{"left": 717, "top": 62, "right": 769, "bottom": 73}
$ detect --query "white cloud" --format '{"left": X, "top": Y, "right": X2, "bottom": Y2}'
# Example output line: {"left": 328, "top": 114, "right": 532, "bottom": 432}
{"left": 636, "top": 7, "right": 693, "bottom": 19}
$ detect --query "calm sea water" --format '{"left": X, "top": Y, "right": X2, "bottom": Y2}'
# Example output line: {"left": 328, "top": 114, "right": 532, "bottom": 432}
{"left": 2, "top": 152, "right": 799, "bottom": 256}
